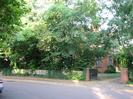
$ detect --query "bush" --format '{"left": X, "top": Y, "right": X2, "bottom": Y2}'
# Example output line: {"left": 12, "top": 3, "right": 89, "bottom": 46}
{"left": 129, "top": 69, "right": 133, "bottom": 81}
{"left": 2, "top": 68, "right": 12, "bottom": 76}
{"left": 105, "top": 65, "right": 116, "bottom": 73}
{"left": 66, "top": 71, "right": 85, "bottom": 80}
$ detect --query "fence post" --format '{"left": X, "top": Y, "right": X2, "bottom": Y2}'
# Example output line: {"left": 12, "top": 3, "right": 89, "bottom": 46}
{"left": 86, "top": 68, "right": 90, "bottom": 81}
{"left": 120, "top": 68, "right": 128, "bottom": 83}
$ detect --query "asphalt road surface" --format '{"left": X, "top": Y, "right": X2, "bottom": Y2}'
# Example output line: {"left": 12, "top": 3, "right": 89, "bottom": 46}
{"left": 0, "top": 80, "right": 133, "bottom": 99}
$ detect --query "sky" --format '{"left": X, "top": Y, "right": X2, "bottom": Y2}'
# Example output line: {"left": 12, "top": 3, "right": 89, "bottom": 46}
{"left": 96, "top": 0, "right": 114, "bottom": 30}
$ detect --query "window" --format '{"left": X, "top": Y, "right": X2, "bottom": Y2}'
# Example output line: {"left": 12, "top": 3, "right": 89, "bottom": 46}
{"left": 109, "top": 56, "right": 113, "bottom": 65}
{"left": 96, "top": 57, "right": 101, "bottom": 67}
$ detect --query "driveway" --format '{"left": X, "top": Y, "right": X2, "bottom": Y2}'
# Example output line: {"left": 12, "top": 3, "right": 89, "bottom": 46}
{"left": 0, "top": 78, "right": 133, "bottom": 99}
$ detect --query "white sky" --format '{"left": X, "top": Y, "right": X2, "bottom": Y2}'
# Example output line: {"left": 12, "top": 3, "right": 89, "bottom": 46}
{"left": 97, "top": 0, "right": 114, "bottom": 30}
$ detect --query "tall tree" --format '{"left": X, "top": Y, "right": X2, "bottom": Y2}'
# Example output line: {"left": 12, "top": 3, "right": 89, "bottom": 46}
{"left": 0, "top": 0, "right": 29, "bottom": 56}
{"left": 36, "top": 0, "right": 106, "bottom": 70}
{"left": 108, "top": 0, "right": 133, "bottom": 80}
{"left": 108, "top": 0, "right": 133, "bottom": 55}
{"left": 0, "top": 0, "right": 28, "bottom": 34}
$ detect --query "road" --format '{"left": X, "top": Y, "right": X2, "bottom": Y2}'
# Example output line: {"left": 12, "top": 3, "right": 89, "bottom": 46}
{"left": 0, "top": 80, "right": 133, "bottom": 99}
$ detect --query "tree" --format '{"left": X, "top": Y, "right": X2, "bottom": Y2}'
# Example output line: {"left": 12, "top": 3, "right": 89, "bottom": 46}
{"left": 108, "top": 0, "right": 133, "bottom": 80}
{"left": 0, "top": 0, "right": 28, "bottom": 33}
{"left": 0, "top": 0, "right": 110, "bottom": 71}
{"left": 108, "top": 0, "right": 133, "bottom": 55}
{"left": 10, "top": 29, "right": 41, "bottom": 69}
{"left": 36, "top": 0, "right": 106, "bottom": 70}
{"left": 0, "top": 0, "right": 29, "bottom": 69}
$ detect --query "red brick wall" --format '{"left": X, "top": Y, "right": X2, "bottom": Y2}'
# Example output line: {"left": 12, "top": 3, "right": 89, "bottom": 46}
{"left": 95, "top": 56, "right": 110, "bottom": 73}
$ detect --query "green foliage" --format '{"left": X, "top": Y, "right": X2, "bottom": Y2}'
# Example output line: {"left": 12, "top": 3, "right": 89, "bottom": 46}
{"left": 66, "top": 71, "right": 85, "bottom": 80}
{"left": 2, "top": 68, "right": 12, "bottom": 76}
{"left": 0, "top": 0, "right": 109, "bottom": 72}
{"left": 129, "top": 71, "right": 133, "bottom": 81}
{"left": 36, "top": 1, "right": 106, "bottom": 70}
{"left": 0, "top": 0, "right": 29, "bottom": 36}
{"left": 10, "top": 29, "right": 42, "bottom": 69}
{"left": 115, "top": 49, "right": 133, "bottom": 80}
{"left": 108, "top": 0, "right": 133, "bottom": 80}
{"left": 117, "top": 50, "right": 128, "bottom": 68}
{"left": 0, "top": 0, "right": 29, "bottom": 69}
{"left": 105, "top": 65, "right": 116, "bottom": 73}
{"left": 108, "top": 0, "right": 133, "bottom": 54}
{"left": 126, "top": 51, "right": 133, "bottom": 81}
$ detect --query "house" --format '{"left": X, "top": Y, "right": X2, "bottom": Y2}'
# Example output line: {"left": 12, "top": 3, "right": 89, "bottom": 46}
{"left": 95, "top": 56, "right": 114, "bottom": 72}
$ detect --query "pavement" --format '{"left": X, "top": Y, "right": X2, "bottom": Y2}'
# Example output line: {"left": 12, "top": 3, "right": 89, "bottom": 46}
{"left": 1, "top": 75, "right": 133, "bottom": 87}
{"left": 0, "top": 76, "right": 133, "bottom": 99}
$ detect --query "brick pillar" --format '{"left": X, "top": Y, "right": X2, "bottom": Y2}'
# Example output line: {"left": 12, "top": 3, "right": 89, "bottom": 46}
{"left": 120, "top": 68, "right": 128, "bottom": 83}
{"left": 86, "top": 68, "right": 90, "bottom": 81}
